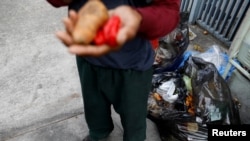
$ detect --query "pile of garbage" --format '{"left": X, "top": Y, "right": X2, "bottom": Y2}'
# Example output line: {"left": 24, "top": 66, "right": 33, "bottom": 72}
{"left": 148, "top": 12, "right": 240, "bottom": 141}
{"left": 148, "top": 57, "right": 241, "bottom": 141}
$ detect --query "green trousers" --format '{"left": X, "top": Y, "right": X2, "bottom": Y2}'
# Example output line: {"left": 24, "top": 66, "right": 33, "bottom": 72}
{"left": 76, "top": 57, "right": 153, "bottom": 141}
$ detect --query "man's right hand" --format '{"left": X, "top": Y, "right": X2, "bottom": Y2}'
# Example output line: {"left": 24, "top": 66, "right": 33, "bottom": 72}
{"left": 56, "top": 10, "right": 122, "bottom": 57}
{"left": 56, "top": 5, "right": 143, "bottom": 57}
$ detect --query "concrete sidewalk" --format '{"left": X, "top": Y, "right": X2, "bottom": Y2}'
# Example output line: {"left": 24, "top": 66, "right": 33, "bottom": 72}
{"left": 4, "top": 110, "right": 161, "bottom": 141}
{"left": 0, "top": 0, "right": 161, "bottom": 141}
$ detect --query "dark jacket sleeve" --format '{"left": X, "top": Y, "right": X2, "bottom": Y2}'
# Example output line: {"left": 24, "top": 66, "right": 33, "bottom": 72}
{"left": 46, "top": 0, "right": 68, "bottom": 8}
{"left": 136, "top": 0, "right": 181, "bottom": 39}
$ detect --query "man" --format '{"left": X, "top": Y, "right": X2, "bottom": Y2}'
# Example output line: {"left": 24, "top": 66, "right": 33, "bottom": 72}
{"left": 47, "top": 0, "right": 180, "bottom": 141}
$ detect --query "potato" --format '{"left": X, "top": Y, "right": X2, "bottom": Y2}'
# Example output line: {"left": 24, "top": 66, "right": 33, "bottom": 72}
{"left": 72, "top": 0, "right": 109, "bottom": 44}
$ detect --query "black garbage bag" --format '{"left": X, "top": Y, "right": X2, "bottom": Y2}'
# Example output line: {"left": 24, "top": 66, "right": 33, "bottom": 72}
{"left": 153, "top": 12, "right": 190, "bottom": 74}
{"left": 148, "top": 115, "right": 209, "bottom": 141}
{"left": 148, "top": 72, "right": 196, "bottom": 141}
{"left": 148, "top": 72, "right": 190, "bottom": 120}
{"left": 147, "top": 56, "right": 241, "bottom": 141}
{"left": 178, "top": 56, "right": 241, "bottom": 125}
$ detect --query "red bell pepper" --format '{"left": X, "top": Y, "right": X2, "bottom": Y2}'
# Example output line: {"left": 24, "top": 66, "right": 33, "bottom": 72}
{"left": 93, "top": 29, "right": 106, "bottom": 45}
{"left": 103, "top": 15, "right": 121, "bottom": 47}
{"left": 93, "top": 15, "right": 121, "bottom": 47}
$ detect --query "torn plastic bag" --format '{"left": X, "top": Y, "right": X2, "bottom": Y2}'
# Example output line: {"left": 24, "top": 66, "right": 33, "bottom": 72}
{"left": 148, "top": 72, "right": 191, "bottom": 121}
{"left": 148, "top": 71, "right": 207, "bottom": 141}
{"left": 178, "top": 56, "right": 241, "bottom": 125}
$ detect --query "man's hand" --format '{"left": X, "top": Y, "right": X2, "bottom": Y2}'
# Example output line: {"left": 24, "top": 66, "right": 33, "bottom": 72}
{"left": 56, "top": 6, "right": 142, "bottom": 57}
{"left": 110, "top": 6, "right": 142, "bottom": 47}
